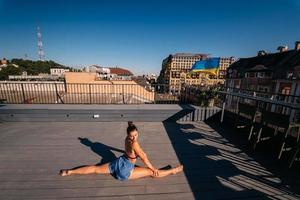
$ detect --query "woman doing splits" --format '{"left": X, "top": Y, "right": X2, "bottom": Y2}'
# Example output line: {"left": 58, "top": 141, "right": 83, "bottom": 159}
{"left": 60, "top": 121, "right": 183, "bottom": 181}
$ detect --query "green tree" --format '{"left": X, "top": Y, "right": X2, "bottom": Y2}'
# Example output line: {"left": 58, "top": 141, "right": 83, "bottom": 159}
{"left": 10, "top": 59, "right": 68, "bottom": 75}
{"left": 0, "top": 65, "right": 22, "bottom": 80}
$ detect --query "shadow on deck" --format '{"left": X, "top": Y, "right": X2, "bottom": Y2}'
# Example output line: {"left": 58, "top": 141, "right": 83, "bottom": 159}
{"left": 163, "top": 105, "right": 300, "bottom": 199}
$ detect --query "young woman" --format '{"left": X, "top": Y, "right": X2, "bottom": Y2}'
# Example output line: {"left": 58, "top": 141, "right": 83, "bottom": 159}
{"left": 60, "top": 122, "right": 183, "bottom": 181}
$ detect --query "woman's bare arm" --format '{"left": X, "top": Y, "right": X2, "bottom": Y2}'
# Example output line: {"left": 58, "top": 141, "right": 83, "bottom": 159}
{"left": 132, "top": 142, "right": 156, "bottom": 171}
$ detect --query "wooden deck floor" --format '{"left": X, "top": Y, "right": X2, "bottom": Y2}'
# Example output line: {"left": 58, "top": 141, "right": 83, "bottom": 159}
{"left": 0, "top": 121, "right": 299, "bottom": 200}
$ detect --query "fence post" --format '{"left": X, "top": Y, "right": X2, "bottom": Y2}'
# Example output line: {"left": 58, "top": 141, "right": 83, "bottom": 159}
{"left": 122, "top": 84, "right": 125, "bottom": 104}
{"left": 185, "top": 87, "right": 189, "bottom": 104}
{"left": 192, "top": 109, "right": 195, "bottom": 121}
{"left": 64, "top": 81, "right": 67, "bottom": 93}
{"left": 221, "top": 102, "right": 225, "bottom": 123}
{"left": 89, "top": 84, "right": 92, "bottom": 104}
{"left": 55, "top": 83, "right": 59, "bottom": 103}
{"left": 21, "top": 83, "right": 26, "bottom": 103}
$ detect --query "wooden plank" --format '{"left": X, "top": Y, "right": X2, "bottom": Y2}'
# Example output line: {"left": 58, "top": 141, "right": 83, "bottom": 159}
{"left": 0, "top": 121, "right": 299, "bottom": 199}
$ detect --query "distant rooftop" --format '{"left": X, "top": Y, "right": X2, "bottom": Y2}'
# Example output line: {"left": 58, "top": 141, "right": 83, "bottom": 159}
{"left": 229, "top": 49, "right": 300, "bottom": 79}
{"left": 172, "top": 53, "right": 209, "bottom": 57}
{"left": 109, "top": 67, "right": 133, "bottom": 76}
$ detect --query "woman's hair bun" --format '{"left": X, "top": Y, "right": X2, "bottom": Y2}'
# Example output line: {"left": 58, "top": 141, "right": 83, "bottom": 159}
{"left": 128, "top": 121, "right": 134, "bottom": 127}
{"left": 127, "top": 121, "right": 137, "bottom": 135}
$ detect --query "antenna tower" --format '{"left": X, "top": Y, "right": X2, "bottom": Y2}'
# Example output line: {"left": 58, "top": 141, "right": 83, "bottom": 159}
{"left": 37, "top": 26, "right": 45, "bottom": 61}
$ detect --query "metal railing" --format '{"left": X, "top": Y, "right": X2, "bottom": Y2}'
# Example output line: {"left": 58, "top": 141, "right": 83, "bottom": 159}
{"left": 221, "top": 87, "right": 300, "bottom": 108}
{"left": 219, "top": 87, "right": 300, "bottom": 122}
{"left": 0, "top": 82, "right": 190, "bottom": 104}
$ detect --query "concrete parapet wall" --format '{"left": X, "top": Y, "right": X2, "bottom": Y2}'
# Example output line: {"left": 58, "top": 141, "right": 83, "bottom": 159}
{"left": 0, "top": 104, "right": 221, "bottom": 122}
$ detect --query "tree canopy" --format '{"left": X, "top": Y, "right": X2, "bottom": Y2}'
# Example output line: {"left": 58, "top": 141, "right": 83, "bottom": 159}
{"left": 10, "top": 59, "right": 69, "bottom": 75}
{"left": 0, "top": 59, "right": 71, "bottom": 80}
{"left": 0, "top": 65, "right": 22, "bottom": 80}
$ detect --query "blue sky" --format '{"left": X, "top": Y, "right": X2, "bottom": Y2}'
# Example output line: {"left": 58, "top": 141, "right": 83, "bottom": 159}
{"left": 0, "top": 0, "right": 300, "bottom": 75}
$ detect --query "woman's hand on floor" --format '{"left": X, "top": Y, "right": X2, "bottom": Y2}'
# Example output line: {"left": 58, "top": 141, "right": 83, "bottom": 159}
{"left": 151, "top": 168, "right": 159, "bottom": 177}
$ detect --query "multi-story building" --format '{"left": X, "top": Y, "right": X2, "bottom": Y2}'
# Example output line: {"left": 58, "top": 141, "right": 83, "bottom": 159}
{"left": 158, "top": 53, "right": 235, "bottom": 93}
{"left": 50, "top": 68, "right": 70, "bottom": 77}
{"left": 225, "top": 41, "right": 300, "bottom": 121}
{"left": 218, "top": 57, "right": 236, "bottom": 79}
{"left": 84, "top": 65, "right": 133, "bottom": 80}
{"left": 108, "top": 67, "right": 133, "bottom": 80}
{"left": 226, "top": 41, "right": 300, "bottom": 94}
{"left": 145, "top": 74, "right": 157, "bottom": 84}
{"left": 157, "top": 53, "right": 208, "bottom": 93}
{"left": 83, "top": 65, "right": 102, "bottom": 73}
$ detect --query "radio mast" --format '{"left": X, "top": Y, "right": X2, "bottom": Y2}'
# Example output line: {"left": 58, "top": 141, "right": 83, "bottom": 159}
{"left": 37, "top": 26, "right": 45, "bottom": 61}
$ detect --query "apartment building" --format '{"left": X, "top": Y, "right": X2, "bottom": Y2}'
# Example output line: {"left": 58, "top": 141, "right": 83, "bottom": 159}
{"left": 157, "top": 53, "right": 208, "bottom": 93}
{"left": 225, "top": 41, "right": 300, "bottom": 121}
{"left": 84, "top": 65, "right": 133, "bottom": 80}
{"left": 226, "top": 42, "right": 300, "bottom": 94}
{"left": 50, "top": 68, "right": 70, "bottom": 77}
{"left": 218, "top": 57, "right": 236, "bottom": 79}
{"left": 158, "top": 53, "right": 235, "bottom": 93}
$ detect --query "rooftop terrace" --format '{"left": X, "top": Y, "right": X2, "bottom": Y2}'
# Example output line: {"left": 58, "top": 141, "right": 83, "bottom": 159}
{"left": 0, "top": 105, "right": 299, "bottom": 199}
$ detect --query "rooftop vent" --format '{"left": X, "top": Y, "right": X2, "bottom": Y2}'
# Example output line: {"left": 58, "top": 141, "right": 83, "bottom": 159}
{"left": 257, "top": 50, "right": 267, "bottom": 56}
{"left": 277, "top": 46, "right": 288, "bottom": 52}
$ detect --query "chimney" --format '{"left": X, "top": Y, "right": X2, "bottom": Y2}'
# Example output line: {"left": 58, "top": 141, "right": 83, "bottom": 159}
{"left": 277, "top": 46, "right": 288, "bottom": 53}
{"left": 257, "top": 50, "right": 267, "bottom": 56}
{"left": 295, "top": 41, "right": 300, "bottom": 51}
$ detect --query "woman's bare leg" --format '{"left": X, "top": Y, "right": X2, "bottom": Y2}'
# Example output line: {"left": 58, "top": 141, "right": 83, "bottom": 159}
{"left": 129, "top": 165, "right": 183, "bottom": 180}
{"left": 60, "top": 163, "right": 110, "bottom": 176}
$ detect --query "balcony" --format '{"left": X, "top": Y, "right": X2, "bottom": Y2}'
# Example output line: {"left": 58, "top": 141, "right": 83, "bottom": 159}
{"left": 242, "top": 77, "right": 272, "bottom": 86}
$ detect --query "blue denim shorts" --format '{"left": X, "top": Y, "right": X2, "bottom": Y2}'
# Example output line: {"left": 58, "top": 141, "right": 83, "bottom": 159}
{"left": 109, "top": 155, "right": 134, "bottom": 181}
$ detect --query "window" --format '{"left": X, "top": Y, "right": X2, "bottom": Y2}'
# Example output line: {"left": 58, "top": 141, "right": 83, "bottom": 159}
{"left": 286, "top": 72, "right": 293, "bottom": 79}
{"left": 249, "top": 72, "right": 255, "bottom": 77}
{"left": 282, "top": 87, "right": 290, "bottom": 95}
{"left": 265, "top": 72, "right": 272, "bottom": 77}
{"left": 257, "top": 72, "right": 264, "bottom": 78}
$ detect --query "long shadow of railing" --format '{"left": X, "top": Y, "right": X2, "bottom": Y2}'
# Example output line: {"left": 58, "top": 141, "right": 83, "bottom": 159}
{"left": 162, "top": 104, "right": 271, "bottom": 199}
{"left": 206, "top": 112, "right": 300, "bottom": 198}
